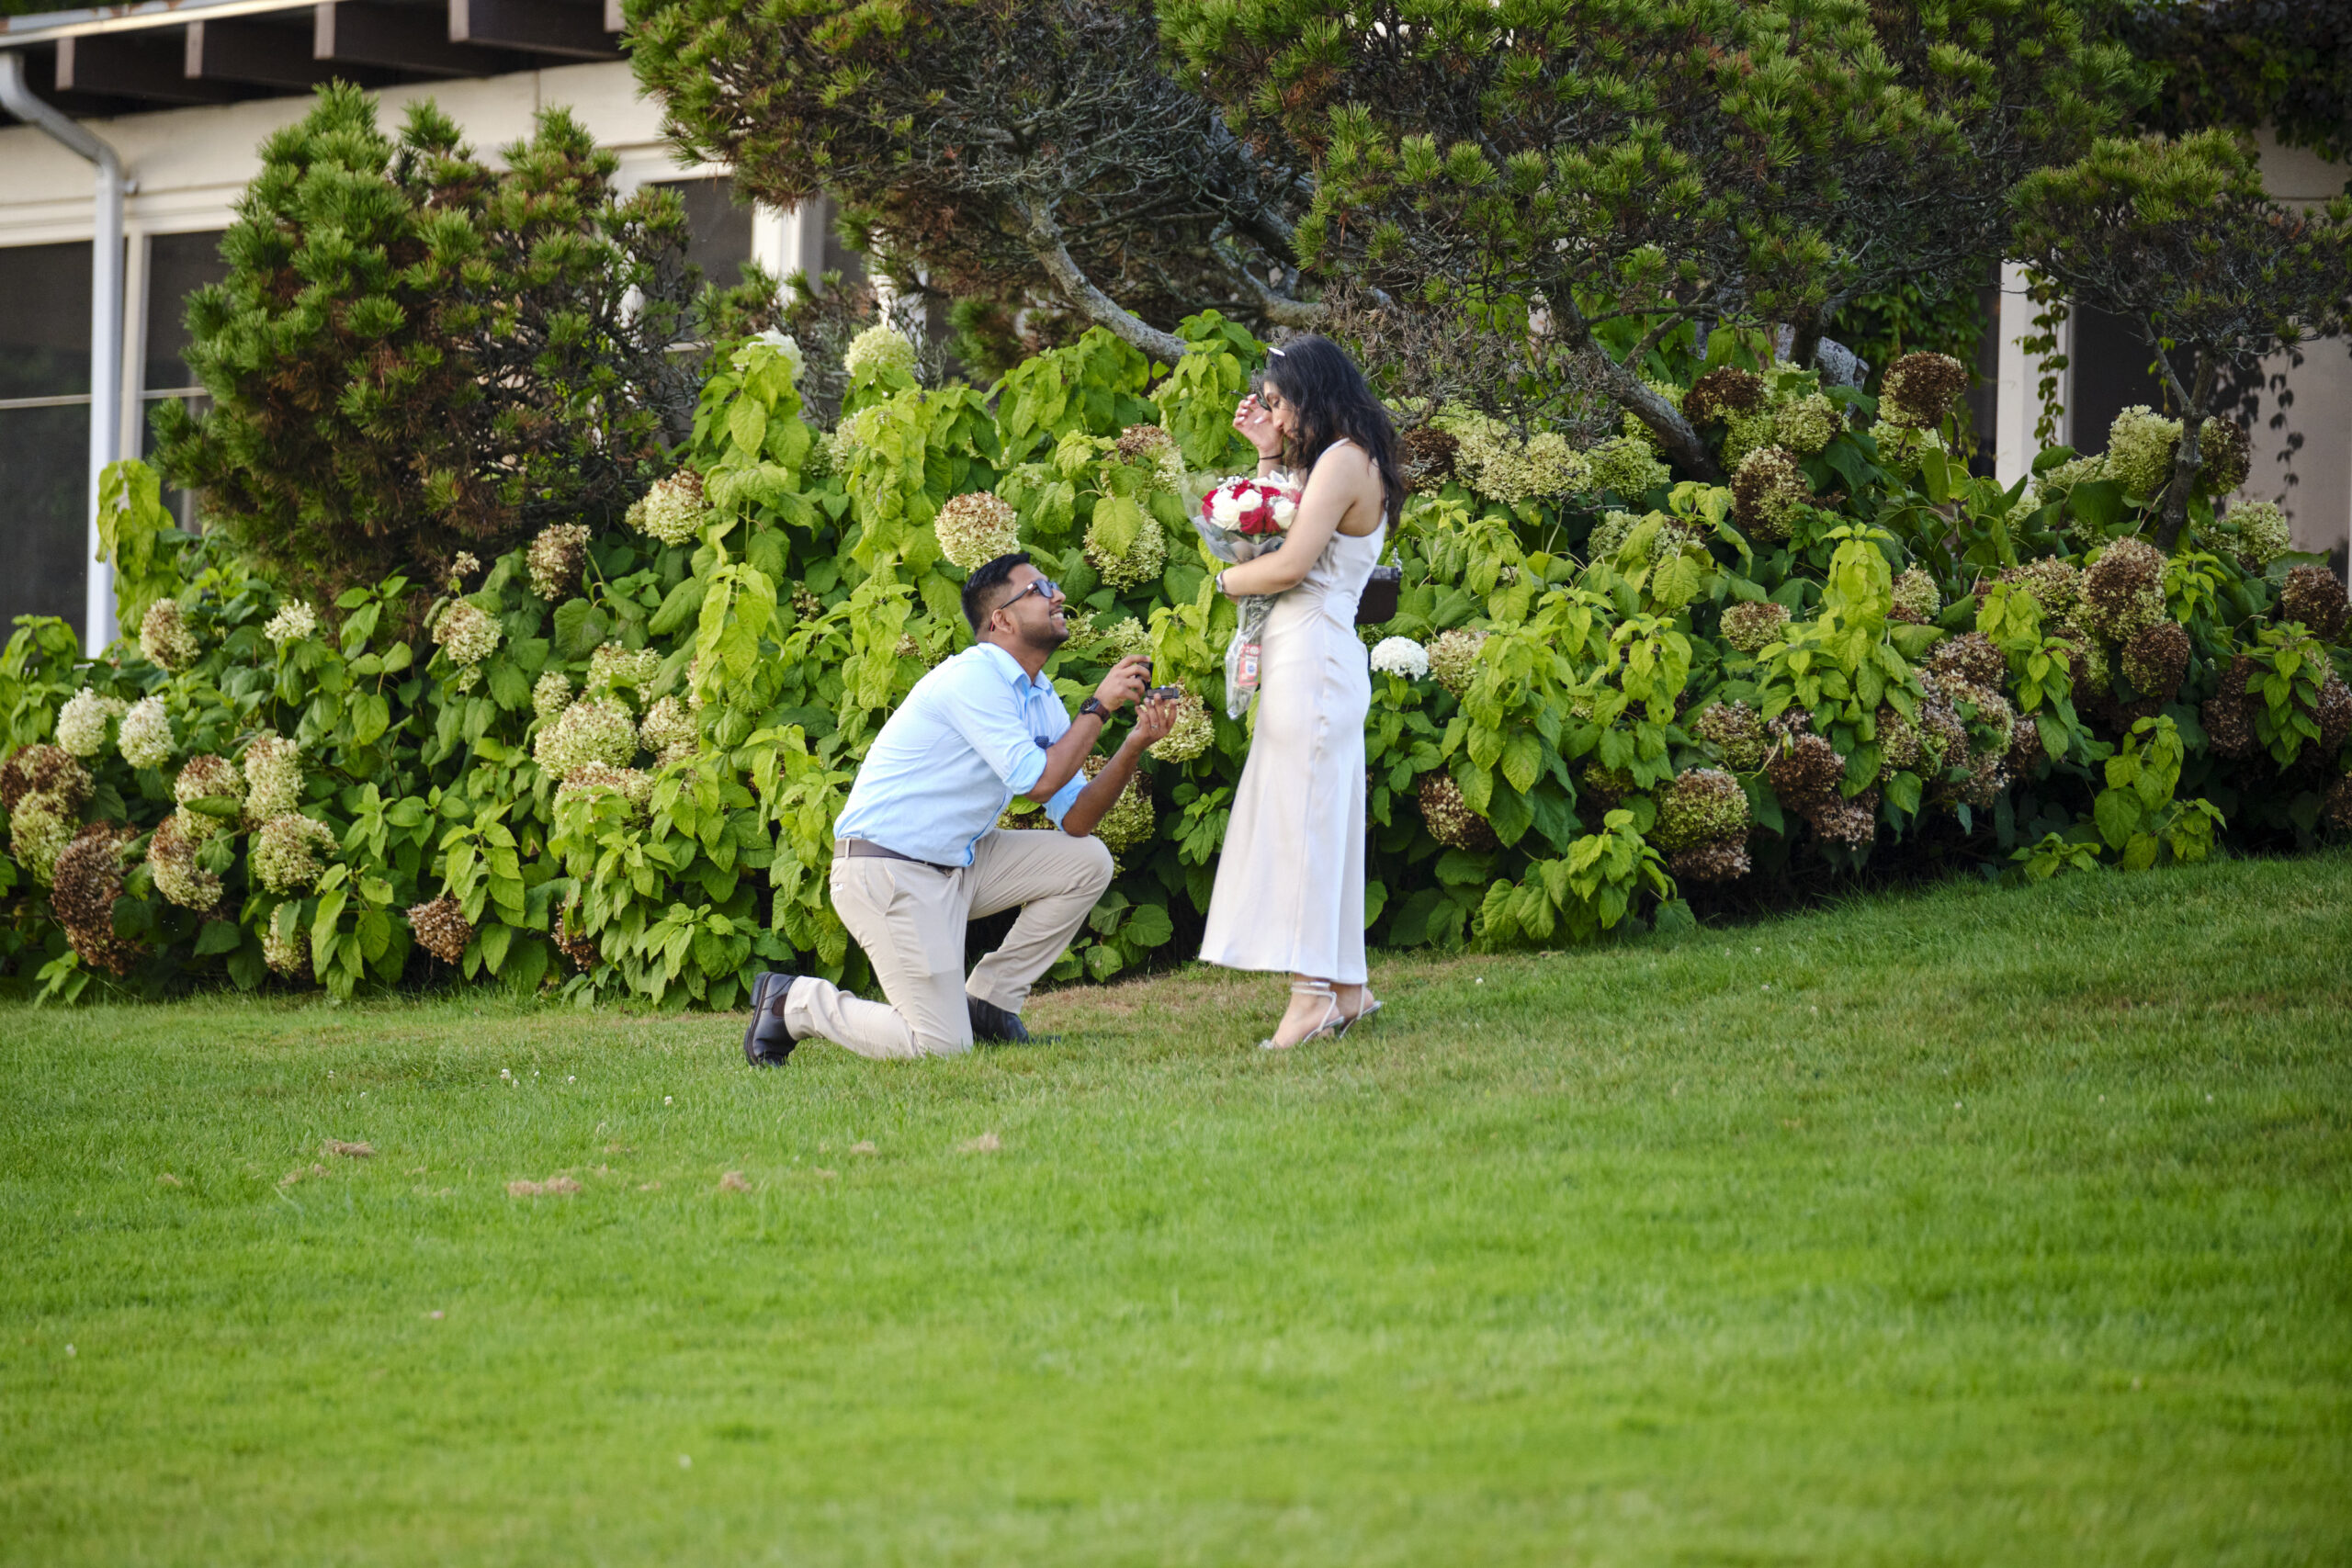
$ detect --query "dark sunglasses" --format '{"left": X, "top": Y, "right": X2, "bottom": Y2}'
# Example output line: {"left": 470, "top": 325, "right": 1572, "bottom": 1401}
{"left": 1000, "top": 577, "right": 1062, "bottom": 614}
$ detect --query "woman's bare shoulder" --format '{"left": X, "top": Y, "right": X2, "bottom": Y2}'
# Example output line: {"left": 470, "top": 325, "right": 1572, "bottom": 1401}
{"left": 1313, "top": 437, "right": 1385, "bottom": 535}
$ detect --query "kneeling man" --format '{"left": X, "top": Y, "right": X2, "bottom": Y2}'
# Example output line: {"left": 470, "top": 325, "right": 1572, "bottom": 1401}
{"left": 743, "top": 553, "right": 1172, "bottom": 1063}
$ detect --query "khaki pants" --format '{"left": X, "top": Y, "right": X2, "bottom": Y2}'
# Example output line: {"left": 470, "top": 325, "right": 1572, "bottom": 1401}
{"left": 783, "top": 829, "right": 1114, "bottom": 1060}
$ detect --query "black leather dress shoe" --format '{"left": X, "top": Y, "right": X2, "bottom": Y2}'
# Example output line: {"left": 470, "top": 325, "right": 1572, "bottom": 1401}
{"left": 743, "top": 970, "right": 800, "bottom": 1066}
{"left": 967, "top": 994, "right": 1032, "bottom": 1045}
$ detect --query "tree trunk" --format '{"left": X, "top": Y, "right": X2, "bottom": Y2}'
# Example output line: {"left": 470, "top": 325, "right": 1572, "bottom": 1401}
{"left": 1593, "top": 347, "right": 1721, "bottom": 481}
{"left": 2154, "top": 348, "right": 2219, "bottom": 553}
{"left": 1019, "top": 198, "right": 1190, "bottom": 365}
{"left": 1786, "top": 307, "right": 1824, "bottom": 377}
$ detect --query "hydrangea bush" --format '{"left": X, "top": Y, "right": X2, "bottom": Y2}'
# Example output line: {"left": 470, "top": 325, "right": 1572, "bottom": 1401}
{"left": 2, "top": 317, "right": 2346, "bottom": 1004}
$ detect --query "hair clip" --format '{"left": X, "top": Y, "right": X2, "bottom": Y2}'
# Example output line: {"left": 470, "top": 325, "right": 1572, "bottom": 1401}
{"left": 1266, "top": 346, "right": 1286, "bottom": 357}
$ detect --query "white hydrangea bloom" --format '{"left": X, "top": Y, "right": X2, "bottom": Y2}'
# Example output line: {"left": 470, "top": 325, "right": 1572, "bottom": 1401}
{"left": 252, "top": 812, "right": 337, "bottom": 895}
{"left": 2227, "top": 499, "right": 2290, "bottom": 570}
{"left": 242, "top": 732, "right": 303, "bottom": 825}
{"left": 118, "top": 695, "right": 174, "bottom": 770}
{"left": 533, "top": 670, "right": 573, "bottom": 719}
{"left": 587, "top": 642, "right": 661, "bottom": 694}
{"left": 55, "top": 689, "right": 123, "bottom": 758}
{"left": 1370, "top": 637, "right": 1431, "bottom": 680}
{"left": 933, "top": 492, "right": 1023, "bottom": 570}
{"left": 843, "top": 324, "right": 917, "bottom": 380}
{"left": 264, "top": 602, "right": 320, "bottom": 645}
{"left": 739, "top": 330, "right": 806, "bottom": 385}
{"left": 631, "top": 471, "right": 708, "bottom": 547}
{"left": 433, "top": 600, "right": 501, "bottom": 667}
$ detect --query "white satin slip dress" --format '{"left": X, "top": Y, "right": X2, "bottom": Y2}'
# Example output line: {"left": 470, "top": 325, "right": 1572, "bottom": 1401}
{"left": 1198, "top": 495, "right": 1385, "bottom": 985}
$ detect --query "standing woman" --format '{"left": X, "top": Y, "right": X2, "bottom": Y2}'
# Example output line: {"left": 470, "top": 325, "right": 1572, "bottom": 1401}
{"left": 1199, "top": 335, "right": 1404, "bottom": 1049}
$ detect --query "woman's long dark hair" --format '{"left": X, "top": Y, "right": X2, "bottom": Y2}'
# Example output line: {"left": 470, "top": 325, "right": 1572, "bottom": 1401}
{"left": 1261, "top": 334, "right": 1405, "bottom": 528}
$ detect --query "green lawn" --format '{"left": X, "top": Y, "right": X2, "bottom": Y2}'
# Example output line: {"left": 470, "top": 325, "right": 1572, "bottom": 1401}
{"left": 3, "top": 854, "right": 2348, "bottom": 1565}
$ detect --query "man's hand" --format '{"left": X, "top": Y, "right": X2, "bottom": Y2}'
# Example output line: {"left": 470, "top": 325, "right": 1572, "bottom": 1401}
{"left": 1093, "top": 656, "right": 1151, "bottom": 714}
{"left": 1128, "top": 692, "right": 1179, "bottom": 750}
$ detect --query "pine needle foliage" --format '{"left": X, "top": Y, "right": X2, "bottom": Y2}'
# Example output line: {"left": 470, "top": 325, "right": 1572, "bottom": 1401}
{"left": 153, "top": 85, "right": 707, "bottom": 604}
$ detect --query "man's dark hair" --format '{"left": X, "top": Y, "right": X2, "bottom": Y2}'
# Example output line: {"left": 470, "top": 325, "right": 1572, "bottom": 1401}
{"left": 962, "top": 551, "right": 1032, "bottom": 634}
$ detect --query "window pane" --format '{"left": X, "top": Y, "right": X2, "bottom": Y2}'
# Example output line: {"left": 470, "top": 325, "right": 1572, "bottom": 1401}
{"left": 654, "top": 176, "right": 755, "bottom": 288}
{"left": 145, "top": 231, "right": 231, "bottom": 394}
{"left": 0, "top": 242, "right": 93, "bottom": 400}
{"left": 0, "top": 403, "right": 89, "bottom": 632}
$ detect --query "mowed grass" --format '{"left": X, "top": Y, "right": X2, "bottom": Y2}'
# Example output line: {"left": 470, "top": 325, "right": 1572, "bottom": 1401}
{"left": 2, "top": 854, "right": 2348, "bottom": 1566}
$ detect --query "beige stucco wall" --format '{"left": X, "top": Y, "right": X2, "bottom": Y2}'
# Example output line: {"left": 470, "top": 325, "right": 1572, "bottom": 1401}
{"left": 1999, "top": 130, "right": 2349, "bottom": 567}
{"left": 2242, "top": 132, "right": 2350, "bottom": 561}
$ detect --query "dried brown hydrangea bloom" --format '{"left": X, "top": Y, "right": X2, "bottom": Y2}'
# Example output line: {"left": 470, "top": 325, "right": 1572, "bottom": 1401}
{"left": 1765, "top": 733, "right": 1845, "bottom": 810}
{"left": 1917, "top": 682, "right": 1971, "bottom": 773}
{"left": 148, "top": 813, "right": 222, "bottom": 912}
{"left": 408, "top": 896, "right": 473, "bottom": 965}
{"left": 1, "top": 744, "right": 92, "bottom": 814}
{"left": 1428, "top": 627, "right": 1489, "bottom": 696}
{"left": 2315, "top": 673, "right": 2352, "bottom": 763}
{"left": 1692, "top": 701, "right": 1769, "bottom": 772}
{"left": 1876, "top": 705, "right": 1928, "bottom": 773}
{"left": 1397, "top": 425, "right": 1460, "bottom": 485}
{"left": 2326, "top": 773, "right": 2352, "bottom": 834}
{"left": 555, "top": 903, "right": 600, "bottom": 972}
{"left": 2005, "top": 716, "right": 2052, "bottom": 782}
{"left": 1927, "top": 632, "right": 2007, "bottom": 691}
{"left": 1730, "top": 446, "right": 1811, "bottom": 542}
{"left": 139, "top": 598, "right": 199, "bottom": 671}
{"left": 1889, "top": 568, "right": 1940, "bottom": 626}
{"left": 1878, "top": 352, "right": 1970, "bottom": 432}
{"left": 1418, "top": 772, "right": 1498, "bottom": 852}
{"left": 2048, "top": 623, "right": 2110, "bottom": 696}
{"left": 52, "top": 823, "right": 141, "bottom": 976}
{"left": 2199, "top": 421, "right": 2252, "bottom": 495}
{"left": 526, "top": 523, "right": 593, "bottom": 601}
{"left": 1681, "top": 367, "right": 1768, "bottom": 425}
{"left": 1650, "top": 769, "right": 1750, "bottom": 854}
{"left": 1950, "top": 746, "right": 2008, "bottom": 808}
{"left": 2000, "top": 558, "right": 2080, "bottom": 620}
{"left": 2079, "top": 538, "right": 2168, "bottom": 643}
{"left": 1114, "top": 423, "right": 1176, "bottom": 465}
{"left": 1720, "top": 600, "right": 1791, "bottom": 655}
{"left": 2202, "top": 656, "right": 2258, "bottom": 758}
{"left": 2120, "top": 622, "right": 2191, "bottom": 701}
{"left": 1669, "top": 838, "right": 1752, "bottom": 883}
{"left": 1807, "top": 788, "right": 1879, "bottom": 848}
{"left": 2279, "top": 565, "right": 2349, "bottom": 642}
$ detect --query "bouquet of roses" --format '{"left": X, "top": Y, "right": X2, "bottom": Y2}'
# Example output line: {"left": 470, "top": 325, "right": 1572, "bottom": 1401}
{"left": 1194, "top": 475, "right": 1299, "bottom": 716}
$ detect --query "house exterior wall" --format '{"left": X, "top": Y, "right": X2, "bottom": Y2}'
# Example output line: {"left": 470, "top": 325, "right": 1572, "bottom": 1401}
{"left": 1996, "top": 130, "right": 2350, "bottom": 576}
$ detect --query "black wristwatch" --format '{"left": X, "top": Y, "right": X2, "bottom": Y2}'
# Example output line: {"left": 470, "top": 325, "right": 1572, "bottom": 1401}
{"left": 1079, "top": 697, "right": 1111, "bottom": 722}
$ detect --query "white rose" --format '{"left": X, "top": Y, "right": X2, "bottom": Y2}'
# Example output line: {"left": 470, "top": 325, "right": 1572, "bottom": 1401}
{"left": 1271, "top": 496, "right": 1298, "bottom": 525}
{"left": 1210, "top": 490, "right": 1246, "bottom": 525}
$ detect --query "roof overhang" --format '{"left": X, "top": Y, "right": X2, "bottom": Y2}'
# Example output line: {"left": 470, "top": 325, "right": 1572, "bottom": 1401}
{"left": 0, "top": 0, "right": 624, "bottom": 118}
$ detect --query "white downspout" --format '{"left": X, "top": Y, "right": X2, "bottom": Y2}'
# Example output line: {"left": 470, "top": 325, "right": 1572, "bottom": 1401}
{"left": 0, "top": 51, "right": 125, "bottom": 654}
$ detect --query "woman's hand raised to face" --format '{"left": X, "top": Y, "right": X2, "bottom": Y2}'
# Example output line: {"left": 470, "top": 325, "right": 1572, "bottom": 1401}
{"left": 1232, "top": 394, "right": 1283, "bottom": 459}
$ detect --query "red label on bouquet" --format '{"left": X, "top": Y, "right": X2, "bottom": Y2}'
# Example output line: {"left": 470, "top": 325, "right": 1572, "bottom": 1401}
{"left": 1236, "top": 641, "right": 1261, "bottom": 693}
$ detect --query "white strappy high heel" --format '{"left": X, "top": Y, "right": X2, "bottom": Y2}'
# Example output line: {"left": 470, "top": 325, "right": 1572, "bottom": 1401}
{"left": 1259, "top": 979, "right": 1344, "bottom": 1052}
{"left": 1338, "top": 994, "right": 1383, "bottom": 1036}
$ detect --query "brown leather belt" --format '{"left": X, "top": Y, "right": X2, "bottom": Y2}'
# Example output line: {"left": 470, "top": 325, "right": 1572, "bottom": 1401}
{"left": 834, "top": 837, "right": 959, "bottom": 874}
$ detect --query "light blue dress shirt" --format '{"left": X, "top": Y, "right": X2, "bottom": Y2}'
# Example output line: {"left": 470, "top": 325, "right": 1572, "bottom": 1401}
{"left": 832, "top": 642, "right": 1087, "bottom": 866}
